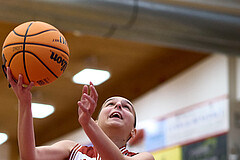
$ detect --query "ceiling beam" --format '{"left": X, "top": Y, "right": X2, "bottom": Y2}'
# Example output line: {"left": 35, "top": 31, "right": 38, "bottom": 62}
{"left": 0, "top": 1, "right": 240, "bottom": 55}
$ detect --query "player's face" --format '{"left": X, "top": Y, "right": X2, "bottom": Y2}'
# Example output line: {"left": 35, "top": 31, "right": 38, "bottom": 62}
{"left": 98, "top": 97, "right": 135, "bottom": 130}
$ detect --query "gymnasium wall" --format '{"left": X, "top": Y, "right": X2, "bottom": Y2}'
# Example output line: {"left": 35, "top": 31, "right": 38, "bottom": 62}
{"left": 134, "top": 54, "right": 228, "bottom": 121}
{"left": 237, "top": 57, "right": 240, "bottom": 101}
{"left": 130, "top": 54, "right": 229, "bottom": 159}
{"left": 228, "top": 56, "right": 240, "bottom": 159}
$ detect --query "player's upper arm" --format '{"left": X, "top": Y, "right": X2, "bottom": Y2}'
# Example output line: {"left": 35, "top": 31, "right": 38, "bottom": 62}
{"left": 35, "top": 140, "right": 76, "bottom": 160}
{"left": 125, "top": 152, "right": 155, "bottom": 160}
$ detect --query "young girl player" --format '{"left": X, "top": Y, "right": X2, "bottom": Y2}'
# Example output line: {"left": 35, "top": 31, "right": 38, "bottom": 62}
{"left": 6, "top": 67, "right": 155, "bottom": 160}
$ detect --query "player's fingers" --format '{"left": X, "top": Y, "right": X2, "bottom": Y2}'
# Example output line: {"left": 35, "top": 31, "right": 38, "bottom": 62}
{"left": 17, "top": 74, "right": 23, "bottom": 88}
{"left": 6, "top": 67, "right": 15, "bottom": 86}
{"left": 81, "top": 85, "right": 88, "bottom": 100}
{"left": 82, "top": 93, "right": 96, "bottom": 114}
{"left": 77, "top": 101, "right": 88, "bottom": 113}
{"left": 27, "top": 82, "right": 35, "bottom": 91}
{"left": 83, "top": 93, "right": 95, "bottom": 105}
{"left": 89, "top": 83, "right": 98, "bottom": 102}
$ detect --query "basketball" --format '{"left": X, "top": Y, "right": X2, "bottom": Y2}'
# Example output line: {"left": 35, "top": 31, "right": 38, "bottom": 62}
{"left": 2, "top": 21, "right": 70, "bottom": 86}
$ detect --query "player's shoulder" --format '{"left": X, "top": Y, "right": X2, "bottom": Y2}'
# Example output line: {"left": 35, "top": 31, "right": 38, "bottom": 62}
{"left": 52, "top": 140, "right": 77, "bottom": 150}
{"left": 35, "top": 140, "right": 77, "bottom": 159}
{"left": 133, "top": 152, "right": 155, "bottom": 160}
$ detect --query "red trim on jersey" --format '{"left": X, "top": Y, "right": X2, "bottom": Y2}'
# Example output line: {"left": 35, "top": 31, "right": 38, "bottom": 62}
{"left": 69, "top": 144, "right": 81, "bottom": 160}
{"left": 120, "top": 146, "right": 138, "bottom": 157}
{"left": 69, "top": 144, "right": 138, "bottom": 160}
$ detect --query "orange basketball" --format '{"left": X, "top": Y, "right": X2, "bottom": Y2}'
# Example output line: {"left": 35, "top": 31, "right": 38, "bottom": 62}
{"left": 2, "top": 21, "right": 70, "bottom": 86}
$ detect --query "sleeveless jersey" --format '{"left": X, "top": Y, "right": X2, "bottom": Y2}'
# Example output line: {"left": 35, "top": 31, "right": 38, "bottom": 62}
{"left": 69, "top": 144, "right": 138, "bottom": 160}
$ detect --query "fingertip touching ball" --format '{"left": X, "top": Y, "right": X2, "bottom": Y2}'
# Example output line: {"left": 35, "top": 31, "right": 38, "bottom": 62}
{"left": 2, "top": 21, "right": 70, "bottom": 86}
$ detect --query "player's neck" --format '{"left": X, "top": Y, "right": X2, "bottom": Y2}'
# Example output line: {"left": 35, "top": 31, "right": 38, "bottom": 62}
{"left": 102, "top": 127, "right": 128, "bottom": 148}
{"left": 108, "top": 134, "right": 127, "bottom": 148}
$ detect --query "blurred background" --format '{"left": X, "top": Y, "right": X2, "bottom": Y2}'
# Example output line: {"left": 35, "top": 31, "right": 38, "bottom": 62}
{"left": 0, "top": 0, "right": 240, "bottom": 159}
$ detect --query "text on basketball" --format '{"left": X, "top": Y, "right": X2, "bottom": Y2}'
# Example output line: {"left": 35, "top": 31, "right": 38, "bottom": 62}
{"left": 50, "top": 51, "right": 67, "bottom": 71}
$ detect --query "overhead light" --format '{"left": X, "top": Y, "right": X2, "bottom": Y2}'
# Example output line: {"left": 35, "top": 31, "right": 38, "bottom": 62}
{"left": 72, "top": 68, "right": 111, "bottom": 86}
{"left": 32, "top": 103, "right": 55, "bottom": 119}
{"left": 0, "top": 133, "right": 8, "bottom": 145}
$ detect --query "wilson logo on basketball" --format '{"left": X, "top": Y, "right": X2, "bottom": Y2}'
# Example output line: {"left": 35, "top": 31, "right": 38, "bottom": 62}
{"left": 50, "top": 51, "right": 67, "bottom": 71}
{"left": 52, "top": 36, "right": 67, "bottom": 46}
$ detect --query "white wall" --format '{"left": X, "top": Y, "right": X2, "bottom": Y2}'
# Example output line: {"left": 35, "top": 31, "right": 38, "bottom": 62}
{"left": 127, "top": 54, "right": 229, "bottom": 153}
{"left": 134, "top": 54, "right": 228, "bottom": 123}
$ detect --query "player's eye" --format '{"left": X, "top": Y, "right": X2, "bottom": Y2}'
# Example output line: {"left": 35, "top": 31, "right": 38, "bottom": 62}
{"left": 107, "top": 102, "right": 114, "bottom": 106}
{"left": 123, "top": 105, "right": 131, "bottom": 111}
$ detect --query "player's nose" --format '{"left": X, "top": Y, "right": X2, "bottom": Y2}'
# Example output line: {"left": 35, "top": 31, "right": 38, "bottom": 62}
{"left": 114, "top": 102, "right": 122, "bottom": 110}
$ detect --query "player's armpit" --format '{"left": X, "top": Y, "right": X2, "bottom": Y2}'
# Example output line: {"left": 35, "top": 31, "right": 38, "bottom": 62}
{"left": 35, "top": 140, "right": 76, "bottom": 160}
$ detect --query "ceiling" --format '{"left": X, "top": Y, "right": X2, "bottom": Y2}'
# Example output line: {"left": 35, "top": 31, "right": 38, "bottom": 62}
{"left": 0, "top": 0, "right": 239, "bottom": 158}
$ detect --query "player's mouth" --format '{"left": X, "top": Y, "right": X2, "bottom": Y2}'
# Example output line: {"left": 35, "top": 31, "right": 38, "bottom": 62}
{"left": 109, "top": 112, "right": 123, "bottom": 119}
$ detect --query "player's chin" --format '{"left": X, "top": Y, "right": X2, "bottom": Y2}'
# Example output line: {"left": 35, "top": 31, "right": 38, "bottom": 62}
{"left": 107, "top": 119, "right": 125, "bottom": 127}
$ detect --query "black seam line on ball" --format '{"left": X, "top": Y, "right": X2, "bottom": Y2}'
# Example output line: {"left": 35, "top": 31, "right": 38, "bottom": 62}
{"left": 13, "top": 29, "right": 57, "bottom": 37}
{"left": 23, "top": 22, "right": 33, "bottom": 83}
{"left": 8, "top": 51, "right": 23, "bottom": 67}
{"left": 24, "top": 50, "right": 58, "bottom": 79}
{"left": 7, "top": 50, "right": 59, "bottom": 80}
{"left": 7, "top": 51, "right": 23, "bottom": 86}
{"left": 3, "top": 43, "right": 69, "bottom": 57}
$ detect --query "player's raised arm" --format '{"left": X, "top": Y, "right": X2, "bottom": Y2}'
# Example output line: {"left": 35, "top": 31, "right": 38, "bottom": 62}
{"left": 7, "top": 67, "right": 75, "bottom": 160}
{"left": 7, "top": 67, "right": 36, "bottom": 159}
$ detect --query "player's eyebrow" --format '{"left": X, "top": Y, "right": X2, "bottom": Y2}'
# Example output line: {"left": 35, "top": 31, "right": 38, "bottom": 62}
{"left": 104, "top": 98, "right": 132, "bottom": 105}
{"left": 122, "top": 100, "right": 134, "bottom": 112}
{"left": 103, "top": 98, "right": 134, "bottom": 112}
{"left": 122, "top": 100, "right": 133, "bottom": 107}
{"left": 104, "top": 98, "right": 114, "bottom": 105}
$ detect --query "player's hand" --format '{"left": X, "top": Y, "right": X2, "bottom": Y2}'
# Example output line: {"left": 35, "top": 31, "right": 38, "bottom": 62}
{"left": 6, "top": 67, "right": 34, "bottom": 105}
{"left": 77, "top": 82, "right": 98, "bottom": 126}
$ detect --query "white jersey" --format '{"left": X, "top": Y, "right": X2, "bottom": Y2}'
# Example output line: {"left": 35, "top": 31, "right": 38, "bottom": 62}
{"left": 69, "top": 144, "right": 138, "bottom": 160}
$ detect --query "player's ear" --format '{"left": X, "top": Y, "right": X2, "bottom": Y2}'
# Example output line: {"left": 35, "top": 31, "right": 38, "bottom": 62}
{"left": 130, "top": 129, "right": 137, "bottom": 138}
